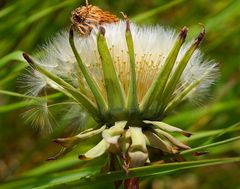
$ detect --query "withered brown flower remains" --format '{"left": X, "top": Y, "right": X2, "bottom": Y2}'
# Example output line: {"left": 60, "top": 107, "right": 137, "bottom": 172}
{"left": 71, "top": 2, "right": 119, "bottom": 36}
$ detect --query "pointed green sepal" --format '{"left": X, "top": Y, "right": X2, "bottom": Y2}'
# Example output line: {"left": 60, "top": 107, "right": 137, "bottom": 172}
{"left": 140, "top": 27, "right": 188, "bottom": 116}
{"left": 22, "top": 53, "right": 101, "bottom": 122}
{"left": 124, "top": 15, "right": 139, "bottom": 114}
{"left": 164, "top": 68, "right": 212, "bottom": 115}
{"left": 97, "top": 27, "right": 126, "bottom": 115}
{"left": 69, "top": 28, "right": 108, "bottom": 115}
{"left": 158, "top": 28, "right": 205, "bottom": 114}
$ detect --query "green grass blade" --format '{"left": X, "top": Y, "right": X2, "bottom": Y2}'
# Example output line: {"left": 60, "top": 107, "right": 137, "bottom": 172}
{"left": 206, "top": 24, "right": 240, "bottom": 52}
{"left": 0, "top": 93, "right": 63, "bottom": 113}
{"left": 16, "top": 1, "right": 72, "bottom": 30}
{"left": 132, "top": 0, "right": 187, "bottom": 23}
{"left": 23, "top": 155, "right": 105, "bottom": 177}
{"left": 0, "top": 4, "right": 16, "bottom": 18}
{"left": 60, "top": 157, "right": 240, "bottom": 188}
{"left": 165, "top": 99, "right": 240, "bottom": 128}
{"left": 2, "top": 157, "right": 239, "bottom": 189}
{"left": 181, "top": 136, "right": 240, "bottom": 155}
{"left": 0, "top": 101, "right": 34, "bottom": 113}
{"left": 0, "top": 166, "right": 103, "bottom": 189}
{"left": 0, "top": 64, "right": 26, "bottom": 87}
{"left": 0, "top": 51, "right": 25, "bottom": 69}
{"left": 203, "top": 122, "right": 240, "bottom": 145}
{"left": 0, "top": 90, "right": 61, "bottom": 100}
{"left": 178, "top": 123, "right": 240, "bottom": 144}
{"left": 187, "top": 0, "right": 240, "bottom": 39}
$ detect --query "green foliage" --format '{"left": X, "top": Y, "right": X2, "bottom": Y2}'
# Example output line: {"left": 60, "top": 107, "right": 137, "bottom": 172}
{"left": 0, "top": 0, "right": 239, "bottom": 188}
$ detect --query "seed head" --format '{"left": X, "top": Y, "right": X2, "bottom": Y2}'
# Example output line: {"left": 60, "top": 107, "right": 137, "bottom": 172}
{"left": 22, "top": 16, "right": 218, "bottom": 170}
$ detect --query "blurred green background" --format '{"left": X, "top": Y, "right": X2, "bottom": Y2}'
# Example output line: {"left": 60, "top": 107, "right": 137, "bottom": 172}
{"left": 0, "top": 0, "right": 239, "bottom": 188}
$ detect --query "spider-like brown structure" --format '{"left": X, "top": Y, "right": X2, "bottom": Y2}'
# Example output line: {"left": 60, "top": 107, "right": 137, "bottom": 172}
{"left": 71, "top": 4, "right": 119, "bottom": 36}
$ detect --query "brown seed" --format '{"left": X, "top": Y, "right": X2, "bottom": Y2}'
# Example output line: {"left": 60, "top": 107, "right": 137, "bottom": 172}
{"left": 71, "top": 2, "right": 119, "bottom": 36}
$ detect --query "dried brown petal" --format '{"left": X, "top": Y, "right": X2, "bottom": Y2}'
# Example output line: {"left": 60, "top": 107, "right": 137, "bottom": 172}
{"left": 71, "top": 5, "right": 119, "bottom": 36}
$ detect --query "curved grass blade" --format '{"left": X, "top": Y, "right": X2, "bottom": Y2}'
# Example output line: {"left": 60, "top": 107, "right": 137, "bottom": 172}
{"left": 0, "top": 51, "right": 25, "bottom": 69}
{"left": 178, "top": 123, "right": 240, "bottom": 144}
{"left": 59, "top": 157, "right": 240, "bottom": 188}
{"left": 0, "top": 93, "right": 63, "bottom": 113}
{"left": 132, "top": 0, "right": 188, "bottom": 22}
{"left": 203, "top": 122, "right": 240, "bottom": 145}
{"left": 2, "top": 157, "right": 239, "bottom": 189}
{"left": 0, "top": 101, "right": 35, "bottom": 113}
{"left": 165, "top": 99, "right": 240, "bottom": 127}
{"left": 16, "top": 1, "right": 73, "bottom": 30}
{"left": 0, "top": 90, "right": 62, "bottom": 100}
{"left": 0, "top": 64, "right": 26, "bottom": 87}
{"left": 0, "top": 4, "right": 16, "bottom": 18}
{"left": 181, "top": 136, "right": 240, "bottom": 155}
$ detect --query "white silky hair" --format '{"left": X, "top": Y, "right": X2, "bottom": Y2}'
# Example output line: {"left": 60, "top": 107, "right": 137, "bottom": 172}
{"left": 22, "top": 20, "right": 218, "bottom": 104}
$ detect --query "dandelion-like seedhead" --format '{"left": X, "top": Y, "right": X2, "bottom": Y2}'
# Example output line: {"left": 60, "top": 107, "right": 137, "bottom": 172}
{"left": 25, "top": 22, "right": 217, "bottom": 104}
{"left": 22, "top": 15, "right": 218, "bottom": 175}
